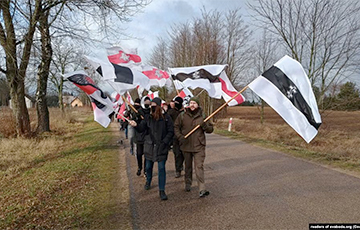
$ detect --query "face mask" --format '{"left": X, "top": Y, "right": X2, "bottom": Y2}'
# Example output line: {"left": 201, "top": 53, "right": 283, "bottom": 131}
{"left": 151, "top": 105, "right": 157, "bottom": 113}
{"left": 144, "top": 104, "right": 150, "bottom": 109}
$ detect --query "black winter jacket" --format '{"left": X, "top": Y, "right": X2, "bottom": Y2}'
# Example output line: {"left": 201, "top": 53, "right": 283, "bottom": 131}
{"left": 135, "top": 113, "right": 174, "bottom": 162}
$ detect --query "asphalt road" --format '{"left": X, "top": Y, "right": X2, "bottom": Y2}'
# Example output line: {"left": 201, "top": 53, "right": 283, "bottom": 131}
{"left": 124, "top": 133, "right": 360, "bottom": 230}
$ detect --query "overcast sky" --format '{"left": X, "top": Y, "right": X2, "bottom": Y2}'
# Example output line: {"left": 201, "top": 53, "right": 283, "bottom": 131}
{"left": 94, "top": 0, "right": 255, "bottom": 63}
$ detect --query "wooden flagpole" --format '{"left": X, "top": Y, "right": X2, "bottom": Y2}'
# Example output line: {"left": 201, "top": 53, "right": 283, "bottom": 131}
{"left": 121, "top": 94, "right": 144, "bottom": 119}
{"left": 184, "top": 85, "right": 249, "bottom": 139}
{"left": 195, "top": 89, "right": 205, "bottom": 97}
{"left": 105, "top": 81, "right": 143, "bottom": 119}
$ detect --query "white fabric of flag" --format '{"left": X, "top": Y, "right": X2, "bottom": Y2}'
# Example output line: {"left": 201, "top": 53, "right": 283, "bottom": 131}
{"left": 170, "top": 64, "right": 245, "bottom": 106}
{"left": 85, "top": 56, "right": 150, "bottom": 95}
{"left": 248, "top": 55, "right": 322, "bottom": 143}
{"left": 169, "top": 65, "right": 225, "bottom": 99}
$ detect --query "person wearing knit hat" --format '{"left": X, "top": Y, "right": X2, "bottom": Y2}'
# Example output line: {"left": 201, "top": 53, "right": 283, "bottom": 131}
{"left": 189, "top": 97, "right": 200, "bottom": 106}
{"left": 168, "top": 96, "right": 185, "bottom": 178}
{"left": 129, "top": 96, "right": 174, "bottom": 201}
{"left": 174, "top": 96, "right": 213, "bottom": 198}
{"left": 134, "top": 98, "right": 141, "bottom": 105}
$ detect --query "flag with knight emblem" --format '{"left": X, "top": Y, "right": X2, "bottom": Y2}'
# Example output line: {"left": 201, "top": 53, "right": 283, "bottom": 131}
{"left": 170, "top": 64, "right": 245, "bottom": 106}
{"left": 248, "top": 55, "right": 322, "bottom": 143}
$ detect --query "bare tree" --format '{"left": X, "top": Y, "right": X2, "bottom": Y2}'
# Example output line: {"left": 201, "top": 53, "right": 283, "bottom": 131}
{"left": 0, "top": 77, "right": 10, "bottom": 106}
{"left": 149, "top": 37, "right": 170, "bottom": 70}
{"left": 49, "top": 39, "right": 84, "bottom": 112}
{"left": 223, "top": 9, "right": 253, "bottom": 86}
{"left": 0, "top": 0, "right": 42, "bottom": 136}
{"left": 252, "top": 31, "right": 280, "bottom": 123}
{"left": 249, "top": 0, "right": 360, "bottom": 108}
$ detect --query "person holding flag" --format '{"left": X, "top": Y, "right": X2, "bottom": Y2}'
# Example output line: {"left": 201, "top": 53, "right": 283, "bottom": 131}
{"left": 174, "top": 97, "right": 213, "bottom": 198}
{"left": 129, "top": 97, "right": 174, "bottom": 201}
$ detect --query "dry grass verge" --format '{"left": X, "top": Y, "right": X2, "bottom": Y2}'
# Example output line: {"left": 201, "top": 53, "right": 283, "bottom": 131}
{"left": 0, "top": 107, "right": 131, "bottom": 229}
{"left": 216, "top": 106, "right": 360, "bottom": 174}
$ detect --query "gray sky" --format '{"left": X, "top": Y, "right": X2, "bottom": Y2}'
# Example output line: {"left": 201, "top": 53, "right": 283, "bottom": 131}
{"left": 96, "top": 0, "right": 254, "bottom": 63}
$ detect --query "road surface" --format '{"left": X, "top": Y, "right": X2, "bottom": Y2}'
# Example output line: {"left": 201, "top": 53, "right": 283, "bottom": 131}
{"left": 124, "top": 133, "right": 360, "bottom": 230}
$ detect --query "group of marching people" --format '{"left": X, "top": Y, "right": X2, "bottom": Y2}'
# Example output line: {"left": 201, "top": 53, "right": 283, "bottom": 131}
{"left": 121, "top": 95, "right": 213, "bottom": 200}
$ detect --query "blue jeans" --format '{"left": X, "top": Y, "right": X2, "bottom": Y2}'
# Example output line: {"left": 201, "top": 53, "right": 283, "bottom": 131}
{"left": 146, "top": 160, "right": 166, "bottom": 191}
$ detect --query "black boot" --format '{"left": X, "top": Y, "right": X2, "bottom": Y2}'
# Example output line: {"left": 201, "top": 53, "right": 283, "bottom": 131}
{"left": 144, "top": 182, "right": 150, "bottom": 190}
{"left": 159, "top": 190, "right": 168, "bottom": 200}
{"left": 136, "top": 169, "right": 141, "bottom": 176}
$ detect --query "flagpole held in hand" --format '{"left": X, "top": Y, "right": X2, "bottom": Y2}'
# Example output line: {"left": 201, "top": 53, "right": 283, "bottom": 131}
{"left": 121, "top": 95, "right": 144, "bottom": 119}
{"left": 105, "top": 81, "right": 144, "bottom": 119}
{"left": 184, "top": 85, "right": 249, "bottom": 139}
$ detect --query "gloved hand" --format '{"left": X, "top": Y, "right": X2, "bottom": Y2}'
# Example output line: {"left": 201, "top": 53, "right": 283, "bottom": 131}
{"left": 200, "top": 121, "right": 208, "bottom": 130}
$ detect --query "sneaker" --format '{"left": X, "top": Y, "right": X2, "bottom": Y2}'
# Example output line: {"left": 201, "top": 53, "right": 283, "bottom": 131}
{"left": 130, "top": 149, "right": 133, "bottom": 155}
{"left": 159, "top": 190, "right": 168, "bottom": 200}
{"left": 175, "top": 171, "right": 181, "bottom": 178}
{"left": 185, "top": 184, "right": 191, "bottom": 192}
{"left": 144, "top": 182, "right": 150, "bottom": 190}
{"left": 199, "top": 190, "right": 210, "bottom": 198}
{"left": 136, "top": 169, "right": 141, "bottom": 176}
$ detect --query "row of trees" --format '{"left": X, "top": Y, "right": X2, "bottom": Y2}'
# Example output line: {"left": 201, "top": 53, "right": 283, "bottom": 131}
{"left": 149, "top": 0, "right": 360, "bottom": 114}
{"left": 0, "top": 0, "right": 149, "bottom": 136}
{"left": 2, "top": 0, "right": 360, "bottom": 136}
{"left": 149, "top": 8, "right": 253, "bottom": 116}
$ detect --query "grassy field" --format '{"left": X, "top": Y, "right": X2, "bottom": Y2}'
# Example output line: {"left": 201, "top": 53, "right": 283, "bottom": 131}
{"left": 0, "top": 107, "right": 131, "bottom": 229}
{"left": 215, "top": 106, "right": 360, "bottom": 175}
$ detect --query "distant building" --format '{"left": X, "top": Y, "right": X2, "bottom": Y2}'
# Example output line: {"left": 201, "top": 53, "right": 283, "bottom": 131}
{"left": 62, "top": 95, "right": 83, "bottom": 107}
{"left": 71, "top": 97, "right": 83, "bottom": 107}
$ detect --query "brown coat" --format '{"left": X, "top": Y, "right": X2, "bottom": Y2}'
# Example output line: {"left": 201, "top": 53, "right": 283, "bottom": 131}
{"left": 174, "top": 107, "right": 213, "bottom": 152}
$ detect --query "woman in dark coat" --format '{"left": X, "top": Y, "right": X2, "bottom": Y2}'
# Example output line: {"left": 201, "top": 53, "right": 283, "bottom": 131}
{"left": 129, "top": 97, "right": 174, "bottom": 200}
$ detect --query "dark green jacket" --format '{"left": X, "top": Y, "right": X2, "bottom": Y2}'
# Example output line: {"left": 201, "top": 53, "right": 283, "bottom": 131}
{"left": 174, "top": 107, "right": 213, "bottom": 152}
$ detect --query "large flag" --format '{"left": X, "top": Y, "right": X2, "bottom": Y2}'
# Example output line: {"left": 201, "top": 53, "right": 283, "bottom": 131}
{"left": 106, "top": 46, "right": 142, "bottom": 66}
{"left": 170, "top": 64, "right": 245, "bottom": 105}
{"left": 170, "top": 65, "right": 224, "bottom": 98}
{"left": 142, "top": 66, "right": 172, "bottom": 87}
{"left": 248, "top": 55, "right": 322, "bottom": 143}
{"left": 65, "top": 71, "right": 114, "bottom": 128}
{"left": 85, "top": 56, "right": 150, "bottom": 95}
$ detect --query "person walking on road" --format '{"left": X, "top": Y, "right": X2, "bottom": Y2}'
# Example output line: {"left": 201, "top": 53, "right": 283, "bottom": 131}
{"left": 130, "top": 97, "right": 150, "bottom": 176}
{"left": 168, "top": 96, "right": 185, "bottom": 178}
{"left": 129, "top": 97, "right": 174, "bottom": 201}
{"left": 174, "top": 97, "right": 213, "bottom": 198}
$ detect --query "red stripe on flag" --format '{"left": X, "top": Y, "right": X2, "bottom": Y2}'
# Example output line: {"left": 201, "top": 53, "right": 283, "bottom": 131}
{"left": 75, "top": 83, "right": 97, "bottom": 95}
{"left": 178, "top": 90, "right": 186, "bottom": 98}
{"left": 219, "top": 78, "right": 244, "bottom": 104}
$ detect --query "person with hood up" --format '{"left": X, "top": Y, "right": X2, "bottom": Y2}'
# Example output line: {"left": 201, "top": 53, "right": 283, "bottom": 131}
{"left": 168, "top": 96, "right": 185, "bottom": 178}
{"left": 174, "top": 97, "right": 213, "bottom": 198}
{"left": 129, "top": 97, "right": 174, "bottom": 200}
